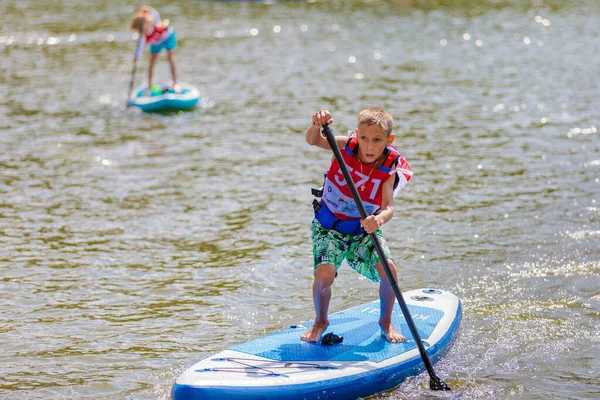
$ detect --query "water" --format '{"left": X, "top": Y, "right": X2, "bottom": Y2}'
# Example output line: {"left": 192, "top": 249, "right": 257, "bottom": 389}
{"left": 1, "top": 0, "right": 598, "bottom": 399}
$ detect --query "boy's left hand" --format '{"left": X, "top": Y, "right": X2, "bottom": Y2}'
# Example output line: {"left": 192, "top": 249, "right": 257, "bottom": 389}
{"left": 361, "top": 215, "right": 381, "bottom": 234}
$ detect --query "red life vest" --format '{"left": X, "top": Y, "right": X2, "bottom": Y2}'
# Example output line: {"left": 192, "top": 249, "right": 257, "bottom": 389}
{"left": 145, "top": 24, "right": 171, "bottom": 45}
{"left": 322, "top": 136, "right": 411, "bottom": 221}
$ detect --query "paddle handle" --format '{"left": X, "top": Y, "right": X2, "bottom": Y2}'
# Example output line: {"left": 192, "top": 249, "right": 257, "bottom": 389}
{"left": 321, "top": 124, "right": 450, "bottom": 391}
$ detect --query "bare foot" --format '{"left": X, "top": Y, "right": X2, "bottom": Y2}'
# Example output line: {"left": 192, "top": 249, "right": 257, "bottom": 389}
{"left": 380, "top": 323, "right": 406, "bottom": 343}
{"left": 301, "top": 323, "right": 329, "bottom": 343}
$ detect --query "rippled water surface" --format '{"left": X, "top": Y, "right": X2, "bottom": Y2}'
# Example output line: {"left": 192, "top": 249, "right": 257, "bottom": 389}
{"left": 1, "top": 1, "right": 599, "bottom": 399}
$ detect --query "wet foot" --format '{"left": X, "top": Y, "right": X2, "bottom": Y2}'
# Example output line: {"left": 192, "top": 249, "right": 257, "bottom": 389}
{"left": 379, "top": 323, "right": 406, "bottom": 343}
{"left": 301, "top": 322, "right": 329, "bottom": 343}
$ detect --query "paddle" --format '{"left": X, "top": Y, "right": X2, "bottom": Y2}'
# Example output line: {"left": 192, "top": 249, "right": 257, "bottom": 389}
{"left": 126, "top": 37, "right": 142, "bottom": 107}
{"left": 321, "top": 123, "right": 451, "bottom": 391}
{"left": 126, "top": 62, "right": 137, "bottom": 107}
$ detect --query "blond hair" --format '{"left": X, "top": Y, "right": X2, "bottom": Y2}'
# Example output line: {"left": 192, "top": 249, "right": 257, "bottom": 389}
{"left": 358, "top": 107, "right": 393, "bottom": 136}
{"left": 130, "top": 13, "right": 148, "bottom": 33}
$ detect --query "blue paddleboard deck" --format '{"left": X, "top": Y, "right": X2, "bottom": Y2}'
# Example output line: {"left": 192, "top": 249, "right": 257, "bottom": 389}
{"left": 172, "top": 288, "right": 461, "bottom": 400}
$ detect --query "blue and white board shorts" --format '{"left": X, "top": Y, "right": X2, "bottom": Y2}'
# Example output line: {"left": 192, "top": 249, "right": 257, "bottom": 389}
{"left": 149, "top": 31, "right": 177, "bottom": 54}
{"left": 311, "top": 218, "right": 394, "bottom": 282}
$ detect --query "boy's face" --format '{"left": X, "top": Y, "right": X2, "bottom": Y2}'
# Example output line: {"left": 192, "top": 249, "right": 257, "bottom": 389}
{"left": 355, "top": 123, "right": 395, "bottom": 164}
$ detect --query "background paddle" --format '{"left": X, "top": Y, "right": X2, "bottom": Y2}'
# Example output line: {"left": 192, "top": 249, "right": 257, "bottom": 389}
{"left": 321, "top": 123, "right": 451, "bottom": 391}
{"left": 126, "top": 37, "right": 142, "bottom": 107}
{"left": 126, "top": 62, "right": 137, "bottom": 107}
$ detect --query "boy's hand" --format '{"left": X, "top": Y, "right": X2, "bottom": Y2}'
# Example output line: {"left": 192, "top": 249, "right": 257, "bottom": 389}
{"left": 312, "top": 110, "right": 333, "bottom": 128}
{"left": 361, "top": 215, "right": 382, "bottom": 234}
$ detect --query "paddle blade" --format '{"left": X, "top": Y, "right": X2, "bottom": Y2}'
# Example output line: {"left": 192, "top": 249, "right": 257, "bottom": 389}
{"left": 430, "top": 376, "right": 451, "bottom": 391}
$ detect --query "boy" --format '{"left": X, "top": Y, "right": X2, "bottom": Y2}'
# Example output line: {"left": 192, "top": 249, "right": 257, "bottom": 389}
{"left": 130, "top": 5, "right": 179, "bottom": 94}
{"left": 302, "top": 108, "right": 412, "bottom": 343}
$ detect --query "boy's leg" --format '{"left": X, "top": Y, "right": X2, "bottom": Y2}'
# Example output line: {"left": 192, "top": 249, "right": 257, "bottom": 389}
{"left": 146, "top": 52, "right": 159, "bottom": 95}
{"left": 347, "top": 231, "right": 404, "bottom": 343}
{"left": 304, "top": 218, "right": 347, "bottom": 342}
{"left": 166, "top": 50, "right": 177, "bottom": 89}
{"left": 376, "top": 260, "right": 406, "bottom": 343}
{"left": 301, "top": 263, "right": 336, "bottom": 342}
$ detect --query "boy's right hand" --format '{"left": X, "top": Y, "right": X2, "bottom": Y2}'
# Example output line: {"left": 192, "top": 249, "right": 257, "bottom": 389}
{"left": 312, "top": 110, "right": 333, "bottom": 128}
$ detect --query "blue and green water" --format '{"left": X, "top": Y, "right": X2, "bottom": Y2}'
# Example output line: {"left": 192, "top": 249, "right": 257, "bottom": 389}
{"left": 1, "top": 1, "right": 598, "bottom": 399}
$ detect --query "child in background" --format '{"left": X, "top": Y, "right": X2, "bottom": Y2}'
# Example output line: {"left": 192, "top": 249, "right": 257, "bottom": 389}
{"left": 302, "top": 108, "right": 413, "bottom": 343}
{"left": 130, "top": 5, "right": 179, "bottom": 94}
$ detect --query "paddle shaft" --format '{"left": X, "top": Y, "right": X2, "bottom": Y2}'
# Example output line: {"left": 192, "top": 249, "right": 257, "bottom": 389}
{"left": 321, "top": 124, "right": 450, "bottom": 391}
{"left": 126, "top": 63, "right": 137, "bottom": 106}
{"left": 127, "top": 37, "right": 142, "bottom": 106}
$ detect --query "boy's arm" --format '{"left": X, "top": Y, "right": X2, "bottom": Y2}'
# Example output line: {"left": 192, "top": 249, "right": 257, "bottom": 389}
{"left": 151, "top": 9, "right": 161, "bottom": 26}
{"left": 133, "top": 35, "right": 146, "bottom": 61}
{"left": 361, "top": 172, "right": 395, "bottom": 233}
